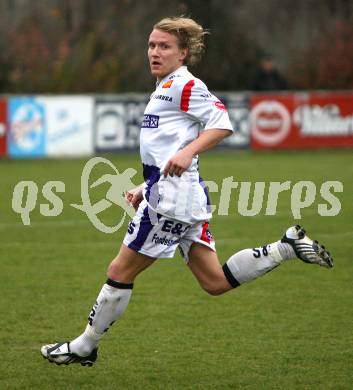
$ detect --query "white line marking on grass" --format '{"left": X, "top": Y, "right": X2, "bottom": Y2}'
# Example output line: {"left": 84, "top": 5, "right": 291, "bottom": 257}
{"left": 1, "top": 241, "right": 118, "bottom": 247}
{"left": 0, "top": 219, "right": 94, "bottom": 228}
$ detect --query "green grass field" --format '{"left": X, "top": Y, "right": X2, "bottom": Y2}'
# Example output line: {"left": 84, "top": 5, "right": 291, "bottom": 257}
{"left": 1, "top": 149, "right": 352, "bottom": 389}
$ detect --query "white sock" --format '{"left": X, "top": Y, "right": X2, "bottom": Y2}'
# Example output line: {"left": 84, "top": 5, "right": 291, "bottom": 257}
{"left": 276, "top": 241, "right": 296, "bottom": 260}
{"left": 70, "top": 279, "right": 133, "bottom": 356}
{"left": 223, "top": 241, "right": 296, "bottom": 286}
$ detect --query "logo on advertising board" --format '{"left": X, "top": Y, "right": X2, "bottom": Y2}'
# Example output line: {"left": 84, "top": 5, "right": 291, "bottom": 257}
{"left": 251, "top": 93, "right": 353, "bottom": 149}
{"left": 45, "top": 97, "right": 94, "bottom": 157}
{"left": 9, "top": 98, "right": 46, "bottom": 157}
{"left": 251, "top": 100, "right": 291, "bottom": 146}
{"left": 293, "top": 104, "right": 353, "bottom": 136}
{"left": 95, "top": 99, "right": 146, "bottom": 151}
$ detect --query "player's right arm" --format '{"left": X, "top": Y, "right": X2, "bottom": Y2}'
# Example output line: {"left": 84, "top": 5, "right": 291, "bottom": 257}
{"left": 125, "top": 184, "right": 144, "bottom": 211}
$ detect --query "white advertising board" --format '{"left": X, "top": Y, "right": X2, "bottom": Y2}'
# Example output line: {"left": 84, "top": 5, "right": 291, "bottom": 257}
{"left": 44, "top": 96, "right": 94, "bottom": 157}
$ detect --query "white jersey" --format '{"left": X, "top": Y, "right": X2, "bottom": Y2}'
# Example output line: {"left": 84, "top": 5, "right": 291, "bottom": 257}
{"left": 140, "top": 66, "right": 233, "bottom": 223}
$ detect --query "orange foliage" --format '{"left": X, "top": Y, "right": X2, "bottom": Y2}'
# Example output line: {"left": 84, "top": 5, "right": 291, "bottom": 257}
{"left": 289, "top": 21, "right": 353, "bottom": 90}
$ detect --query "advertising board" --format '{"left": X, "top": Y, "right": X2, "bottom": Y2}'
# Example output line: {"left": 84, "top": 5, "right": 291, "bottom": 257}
{"left": 251, "top": 93, "right": 353, "bottom": 149}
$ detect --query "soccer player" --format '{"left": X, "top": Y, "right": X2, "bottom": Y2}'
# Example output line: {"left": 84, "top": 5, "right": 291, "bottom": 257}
{"left": 41, "top": 17, "right": 333, "bottom": 366}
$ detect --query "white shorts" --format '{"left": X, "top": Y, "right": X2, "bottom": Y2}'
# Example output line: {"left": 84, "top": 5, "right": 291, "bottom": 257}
{"left": 123, "top": 200, "right": 216, "bottom": 262}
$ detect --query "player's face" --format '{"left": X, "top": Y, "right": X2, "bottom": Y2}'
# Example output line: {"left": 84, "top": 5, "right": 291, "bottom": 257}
{"left": 148, "top": 29, "right": 187, "bottom": 80}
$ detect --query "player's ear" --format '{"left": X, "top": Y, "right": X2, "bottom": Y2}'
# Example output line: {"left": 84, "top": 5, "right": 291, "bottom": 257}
{"left": 180, "top": 48, "right": 188, "bottom": 62}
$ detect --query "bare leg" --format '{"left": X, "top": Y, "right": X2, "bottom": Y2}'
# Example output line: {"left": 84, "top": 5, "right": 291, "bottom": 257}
{"left": 187, "top": 243, "right": 232, "bottom": 296}
{"left": 187, "top": 240, "right": 285, "bottom": 295}
{"left": 108, "top": 244, "right": 156, "bottom": 282}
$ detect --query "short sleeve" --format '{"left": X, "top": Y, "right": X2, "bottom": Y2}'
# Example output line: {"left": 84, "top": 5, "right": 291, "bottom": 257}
{"left": 179, "top": 79, "right": 234, "bottom": 132}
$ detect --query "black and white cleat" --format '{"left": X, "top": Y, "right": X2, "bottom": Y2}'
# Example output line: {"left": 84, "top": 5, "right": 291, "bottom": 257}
{"left": 41, "top": 342, "right": 98, "bottom": 366}
{"left": 281, "top": 225, "right": 333, "bottom": 268}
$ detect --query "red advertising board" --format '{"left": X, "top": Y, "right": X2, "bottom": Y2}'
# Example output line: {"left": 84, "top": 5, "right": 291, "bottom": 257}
{"left": 0, "top": 98, "right": 6, "bottom": 156}
{"left": 250, "top": 93, "right": 353, "bottom": 149}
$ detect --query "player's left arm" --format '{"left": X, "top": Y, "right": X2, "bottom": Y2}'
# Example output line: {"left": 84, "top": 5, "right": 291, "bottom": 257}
{"left": 164, "top": 78, "right": 233, "bottom": 177}
{"left": 163, "top": 128, "right": 231, "bottom": 177}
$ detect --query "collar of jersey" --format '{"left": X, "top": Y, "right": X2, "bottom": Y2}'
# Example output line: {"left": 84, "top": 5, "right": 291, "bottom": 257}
{"left": 156, "top": 65, "right": 188, "bottom": 87}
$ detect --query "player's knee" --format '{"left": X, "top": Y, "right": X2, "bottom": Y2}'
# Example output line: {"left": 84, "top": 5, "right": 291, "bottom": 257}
{"left": 201, "top": 282, "right": 226, "bottom": 296}
{"left": 107, "top": 258, "right": 129, "bottom": 282}
{"left": 107, "top": 259, "right": 119, "bottom": 278}
{"left": 106, "top": 252, "right": 150, "bottom": 283}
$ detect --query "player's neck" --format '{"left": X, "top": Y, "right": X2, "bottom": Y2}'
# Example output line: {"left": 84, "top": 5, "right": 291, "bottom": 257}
{"left": 156, "top": 65, "right": 186, "bottom": 83}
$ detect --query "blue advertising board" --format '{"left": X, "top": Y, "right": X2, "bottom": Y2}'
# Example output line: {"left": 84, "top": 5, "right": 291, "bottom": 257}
{"left": 8, "top": 97, "right": 46, "bottom": 158}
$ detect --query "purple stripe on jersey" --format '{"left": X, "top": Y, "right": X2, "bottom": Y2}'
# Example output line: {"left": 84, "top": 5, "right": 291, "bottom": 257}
{"left": 143, "top": 163, "right": 160, "bottom": 182}
{"left": 143, "top": 163, "right": 161, "bottom": 202}
{"left": 128, "top": 206, "right": 154, "bottom": 253}
{"left": 199, "top": 175, "right": 212, "bottom": 213}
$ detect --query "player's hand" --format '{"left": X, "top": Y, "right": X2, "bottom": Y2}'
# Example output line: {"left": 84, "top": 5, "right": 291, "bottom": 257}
{"left": 163, "top": 149, "right": 193, "bottom": 177}
{"left": 125, "top": 185, "right": 144, "bottom": 211}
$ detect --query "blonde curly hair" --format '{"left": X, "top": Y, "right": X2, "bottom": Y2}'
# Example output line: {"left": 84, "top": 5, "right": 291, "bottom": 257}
{"left": 153, "top": 16, "right": 208, "bottom": 66}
